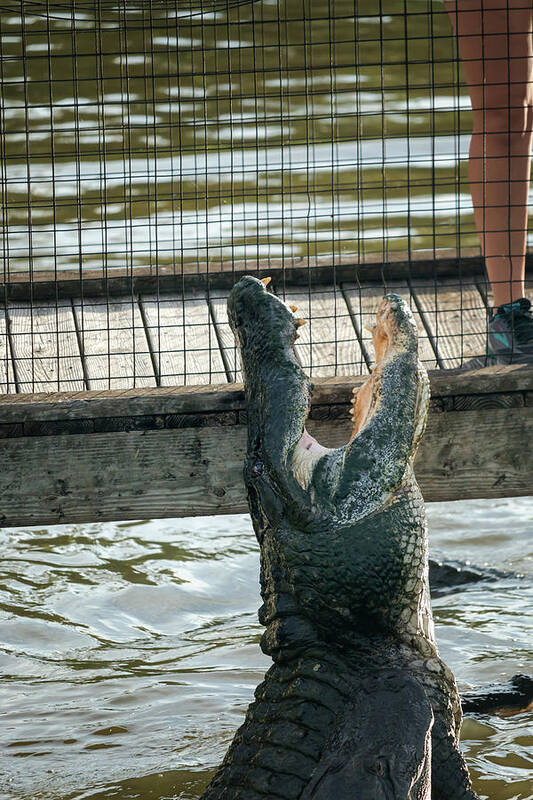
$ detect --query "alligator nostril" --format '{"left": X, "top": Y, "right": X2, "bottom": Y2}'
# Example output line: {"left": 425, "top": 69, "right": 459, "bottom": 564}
{"left": 366, "top": 757, "right": 386, "bottom": 777}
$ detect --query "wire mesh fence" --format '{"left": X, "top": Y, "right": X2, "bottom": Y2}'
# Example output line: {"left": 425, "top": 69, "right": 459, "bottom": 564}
{"left": 0, "top": 0, "right": 530, "bottom": 393}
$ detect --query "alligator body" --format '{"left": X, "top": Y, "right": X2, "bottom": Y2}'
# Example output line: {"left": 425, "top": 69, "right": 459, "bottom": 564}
{"left": 201, "top": 277, "right": 478, "bottom": 799}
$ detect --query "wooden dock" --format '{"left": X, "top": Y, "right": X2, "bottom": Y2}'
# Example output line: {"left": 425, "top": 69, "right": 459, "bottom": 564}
{"left": 0, "top": 259, "right": 532, "bottom": 526}
{"left": 0, "top": 254, "right": 526, "bottom": 392}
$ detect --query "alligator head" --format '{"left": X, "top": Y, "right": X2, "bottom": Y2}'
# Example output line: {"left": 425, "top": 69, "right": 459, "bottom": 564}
{"left": 228, "top": 277, "right": 432, "bottom": 655}
{"left": 202, "top": 276, "right": 477, "bottom": 800}
{"left": 228, "top": 275, "right": 428, "bottom": 508}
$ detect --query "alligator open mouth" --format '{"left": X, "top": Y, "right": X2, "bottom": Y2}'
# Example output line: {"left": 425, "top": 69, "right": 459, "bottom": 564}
{"left": 227, "top": 278, "right": 430, "bottom": 500}
{"left": 287, "top": 290, "right": 429, "bottom": 493}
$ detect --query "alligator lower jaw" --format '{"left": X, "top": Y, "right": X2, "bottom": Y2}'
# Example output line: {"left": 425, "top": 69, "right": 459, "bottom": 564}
{"left": 350, "top": 295, "right": 415, "bottom": 437}
{"left": 290, "top": 294, "right": 409, "bottom": 490}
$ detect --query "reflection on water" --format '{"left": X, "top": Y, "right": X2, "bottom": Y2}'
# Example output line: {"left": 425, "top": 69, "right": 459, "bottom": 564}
{"left": 0, "top": 499, "right": 532, "bottom": 800}
{"left": 1, "top": 0, "right": 487, "bottom": 275}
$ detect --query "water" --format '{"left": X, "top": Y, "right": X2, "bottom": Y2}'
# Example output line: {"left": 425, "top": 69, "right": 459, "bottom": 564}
{"left": 1, "top": 498, "right": 532, "bottom": 799}
{"left": 1, "top": 0, "right": 487, "bottom": 275}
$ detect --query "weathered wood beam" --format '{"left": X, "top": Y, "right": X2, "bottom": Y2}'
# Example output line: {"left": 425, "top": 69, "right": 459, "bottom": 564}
{"left": 0, "top": 363, "right": 530, "bottom": 423}
{"left": 4, "top": 250, "right": 532, "bottom": 301}
{"left": 0, "top": 365, "right": 531, "bottom": 527}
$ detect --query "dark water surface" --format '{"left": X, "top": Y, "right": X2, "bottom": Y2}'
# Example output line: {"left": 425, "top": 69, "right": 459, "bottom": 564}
{"left": 1, "top": 499, "right": 532, "bottom": 800}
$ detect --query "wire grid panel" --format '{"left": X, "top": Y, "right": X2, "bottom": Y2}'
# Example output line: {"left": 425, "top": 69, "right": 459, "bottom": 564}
{"left": 0, "top": 0, "right": 512, "bottom": 392}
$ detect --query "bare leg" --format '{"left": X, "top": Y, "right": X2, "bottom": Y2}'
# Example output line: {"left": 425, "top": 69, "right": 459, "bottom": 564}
{"left": 445, "top": 0, "right": 533, "bottom": 308}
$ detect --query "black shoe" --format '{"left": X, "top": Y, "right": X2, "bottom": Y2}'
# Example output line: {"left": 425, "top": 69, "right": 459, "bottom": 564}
{"left": 486, "top": 297, "right": 533, "bottom": 364}
{"left": 458, "top": 297, "right": 533, "bottom": 369}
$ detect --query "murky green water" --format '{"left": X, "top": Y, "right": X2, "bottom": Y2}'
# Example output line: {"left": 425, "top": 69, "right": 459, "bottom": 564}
{"left": 1, "top": 0, "right": 485, "bottom": 275}
{"left": 1, "top": 499, "right": 532, "bottom": 799}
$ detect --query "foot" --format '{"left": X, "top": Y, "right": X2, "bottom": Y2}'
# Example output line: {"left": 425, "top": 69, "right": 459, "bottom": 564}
{"left": 487, "top": 297, "right": 533, "bottom": 364}
{"left": 460, "top": 297, "right": 533, "bottom": 368}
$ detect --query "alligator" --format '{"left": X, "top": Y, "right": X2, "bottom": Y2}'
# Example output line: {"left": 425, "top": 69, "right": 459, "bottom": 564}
{"left": 427, "top": 557, "right": 510, "bottom": 596}
{"left": 199, "top": 276, "right": 530, "bottom": 800}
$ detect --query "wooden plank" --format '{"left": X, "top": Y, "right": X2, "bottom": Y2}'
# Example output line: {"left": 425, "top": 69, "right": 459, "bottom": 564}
{"left": 415, "top": 407, "right": 533, "bottom": 500}
{"left": 425, "top": 363, "right": 533, "bottom": 396}
{"left": 342, "top": 281, "right": 439, "bottom": 369}
{"left": 7, "top": 300, "right": 85, "bottom": 393}
{"left": 277, "top": 284, "right": 366, "bottom": 377}
{"left": 73, "top": 298, "right": 155, "bottom": 391}
{"left": 0, "top": 248, "right": 484, "bottom": 285}
{"left": 0, "top": 391, "right": 525, "bottom": 437}
{"left": 0, "top": 310, "right": 16, "bottom": 394}
{"left": 411, "top": 278, "right": 487, "bottom": 369}
{"left": 0, "top": 365, "right": 531, "bottom": 423}
{"left": 208, "top": 289, "right": 241, "bottom": 382}
{"left": 0, "top": 426, "right": 248, "bottom": 526}
{"left": 0, "top": 248, "right": 491, "bottom": 301}
{"left": 0, "top": 403, "right": 531, "bottom": 527}
{"left": 309, "top": 408, "right": 533, "bottom": 501}
{"left": 140, "top": 292, "right": 226, "bottom": 386}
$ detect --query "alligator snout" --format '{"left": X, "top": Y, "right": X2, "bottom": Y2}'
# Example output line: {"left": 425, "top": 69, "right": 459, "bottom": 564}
{"left": 227, "top": 275, "right": 306, "bottom": 356}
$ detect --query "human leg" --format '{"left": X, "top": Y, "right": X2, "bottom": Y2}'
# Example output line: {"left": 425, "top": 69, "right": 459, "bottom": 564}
{"left": 445, "top": 0, "right": 533, "bottom": 308}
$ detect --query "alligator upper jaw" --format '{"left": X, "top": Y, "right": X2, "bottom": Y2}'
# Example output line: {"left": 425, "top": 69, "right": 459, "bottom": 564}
{"left": 228, "top": 276, "right": 314, "bottom": 478}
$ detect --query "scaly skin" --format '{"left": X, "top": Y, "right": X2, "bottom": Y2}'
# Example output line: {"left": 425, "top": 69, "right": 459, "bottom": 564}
{"left": 200, "top": 276, "right": 479, "bottom": 800}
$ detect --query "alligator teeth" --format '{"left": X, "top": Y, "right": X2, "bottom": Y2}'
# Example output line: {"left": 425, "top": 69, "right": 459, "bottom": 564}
{"left": 289, "top": 304, "right": 298, "bottom": 312}
{"left": 295, "top": 318, "right": 307, "bottom": 327}
{"left": 260, "top": 276, "right": 272, "bottom": 287}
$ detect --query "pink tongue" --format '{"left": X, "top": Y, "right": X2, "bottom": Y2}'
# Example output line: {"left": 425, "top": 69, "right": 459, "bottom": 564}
{"left": 299, "top": 430, "right": 316, "bottom": 451}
